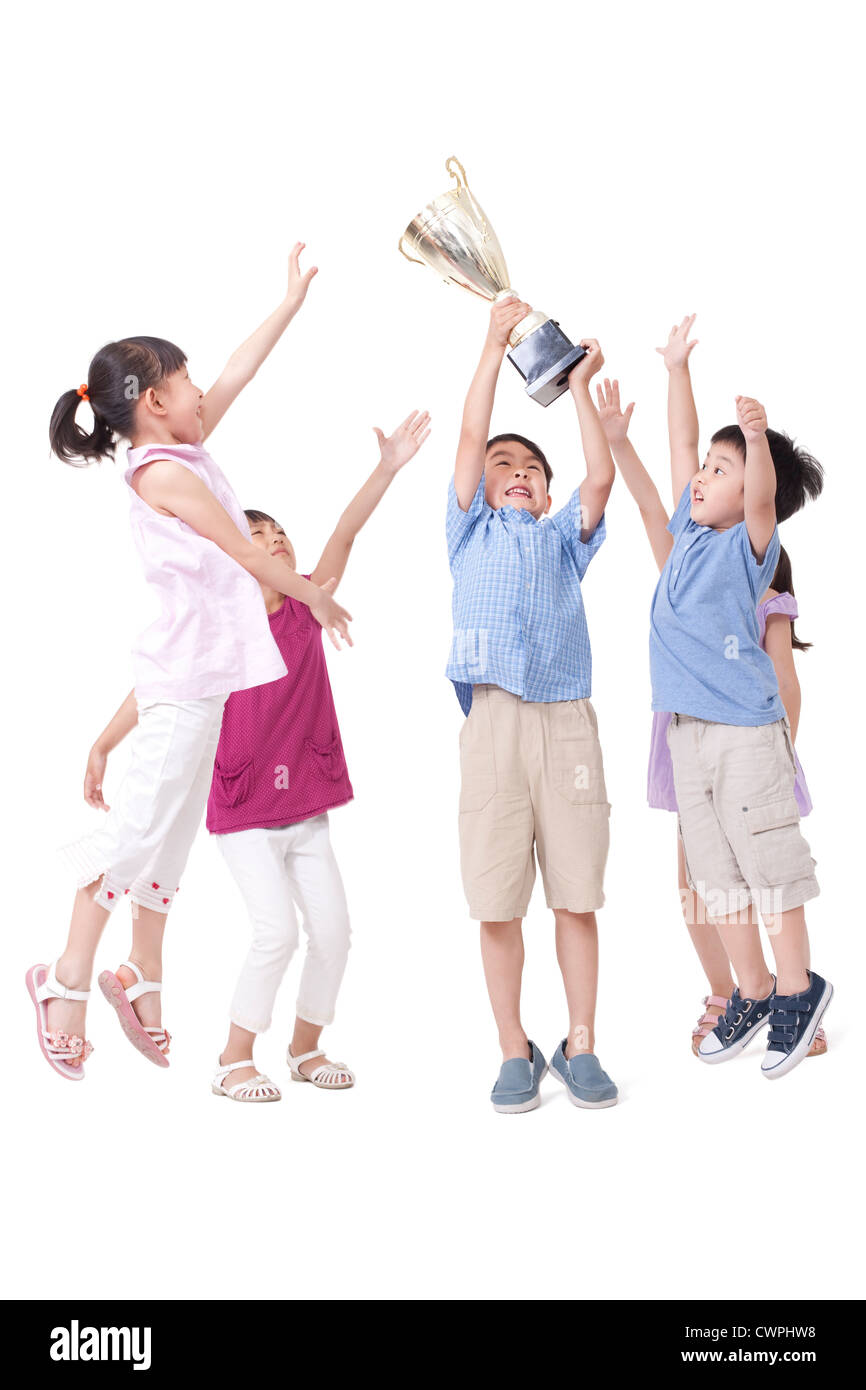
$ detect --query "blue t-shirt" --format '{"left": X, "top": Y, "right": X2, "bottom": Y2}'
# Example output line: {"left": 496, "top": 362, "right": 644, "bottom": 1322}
{"left": 649, "top": 482, "right": 784, "bottom": 726}
{"left": 446, "top": 473, "right": 606, "bottom": 715}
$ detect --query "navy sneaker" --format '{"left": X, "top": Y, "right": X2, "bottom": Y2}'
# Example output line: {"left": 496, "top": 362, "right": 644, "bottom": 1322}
{"left": 761, "top": 971, "right": 833, "bottom": 1080}
{"left": 698, "top": 981, "right": 774, "bottom": 1063}
{"left": 490, "top": 1040, "right": 547, "bottom": 1114}
{"left": 550, "top": 1041, "right": 618, "bottom": 1108}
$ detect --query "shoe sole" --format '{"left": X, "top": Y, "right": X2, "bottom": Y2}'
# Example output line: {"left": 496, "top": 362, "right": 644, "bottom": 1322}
{"left": 549, "top": 1063, "right": 618, "bottom": 1108}
{"left": 762, "top": 982, "right": 833, "bottom": 1080}
{"left": 698, "top": 1012, "right": 770, "bottom": 1064}
{"left": 491, "top": 1063, "right": 547, "bottom": 1113}
{"left": 98, "top": 970, "right": 169, "bottom": 1068}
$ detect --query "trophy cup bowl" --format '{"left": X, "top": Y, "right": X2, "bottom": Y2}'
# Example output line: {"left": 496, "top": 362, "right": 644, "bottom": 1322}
{"left": 399, "top": 157, "right": 585, "bottom": 407}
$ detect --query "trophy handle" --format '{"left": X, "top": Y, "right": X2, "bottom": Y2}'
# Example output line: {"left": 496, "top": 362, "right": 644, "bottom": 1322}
{"left": 397, "top": 235, "right": 426, "bottom": 267}
{"left": 445, "top": 156, "right": 469, "bottom": 191}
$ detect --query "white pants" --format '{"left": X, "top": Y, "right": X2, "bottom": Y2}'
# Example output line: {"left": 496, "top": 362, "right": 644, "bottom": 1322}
{"left": 214, "top": 814, "right": 351, "bottom": 1033}
{"left": 60, "top": 694, "right": 228, "bottom": 913}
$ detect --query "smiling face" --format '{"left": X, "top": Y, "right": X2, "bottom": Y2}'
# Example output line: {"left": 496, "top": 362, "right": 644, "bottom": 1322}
{"left": 247, "top": 516, "right": 297, "bottom": 570}
{"left": 134, "top": 364, "right": 204, "bottom": 445}
{"left": 484, "top": 439, "right": 551, "bottom": 518}
{"left": 691, "top": 440, "right": 747, "bottom": 529}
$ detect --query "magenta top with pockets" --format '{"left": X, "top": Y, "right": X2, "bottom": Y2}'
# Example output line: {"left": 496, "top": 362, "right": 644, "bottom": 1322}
{"left": 206, "top": 575, "right": 353, "bottom": 834}
{"left": 124, "top": 442, "right": 287, "bottom": 700}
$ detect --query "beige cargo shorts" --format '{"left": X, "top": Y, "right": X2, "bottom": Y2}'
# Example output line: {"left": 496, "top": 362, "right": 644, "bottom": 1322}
{"left": 667, "top": 712, "right": 819, "bottom": 919}
{"left": 458, "top": 684, "right": 611, "bottom": 921}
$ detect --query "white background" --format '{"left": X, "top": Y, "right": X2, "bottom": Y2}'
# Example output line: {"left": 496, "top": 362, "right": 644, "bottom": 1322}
{"left": 3, "top": 0, "right": 863, "bottom": 1301}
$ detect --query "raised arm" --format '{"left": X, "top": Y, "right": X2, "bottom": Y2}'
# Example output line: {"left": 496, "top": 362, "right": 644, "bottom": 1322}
{"left": 566, "top": 340, "right": 616, "bottom": 539}
{"left": 310, "top": 411, "right": 431, "bottom": 587}
{"left": 200, "top": 243, "right": 317, "bottom": 440}
{"left": 656, "top": 314, "right": 700, "bottom": 505}
{"left": 454, "top": 298, "right": 529, "bottom": 510}
{"left": 737, "top": 395, "right": 777, "bottom": 562}
{"left": 597, "top": 378, "right": 673, "bottom": 573}
{"left": 132, "top": 461, "right": 353, "bottom": 648}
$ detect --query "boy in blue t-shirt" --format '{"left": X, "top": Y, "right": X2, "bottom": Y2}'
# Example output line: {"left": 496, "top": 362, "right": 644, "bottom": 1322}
{"left": 602, "top": 315, "right": 831, "bottom": 1080}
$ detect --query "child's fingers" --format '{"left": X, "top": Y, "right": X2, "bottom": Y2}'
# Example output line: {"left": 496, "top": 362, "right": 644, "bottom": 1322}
{"left": 596, "top": 383, "right": 605, "bottom": 410}
{"left": 624, "top": 402, "right": 635, "bottom": 426}
{"left": 611, "top": 379, "right": 621, "bottom": 408}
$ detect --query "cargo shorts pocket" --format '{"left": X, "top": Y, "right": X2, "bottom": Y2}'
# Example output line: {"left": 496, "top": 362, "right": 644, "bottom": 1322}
{"left": 743, "top": 797, "right": 815, "bottom": 886}
{"left": 552, "top": 704, "right": 607, "bottom": 807}
{"left": 458, "top": 701, "right": 497, "bottom": 813}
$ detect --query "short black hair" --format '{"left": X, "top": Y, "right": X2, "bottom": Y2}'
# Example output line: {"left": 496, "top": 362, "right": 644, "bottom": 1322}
{"left": 486, "top": 433, "right": 553, "bottom": 489}
{"left": 244, "top": 509, "right": 281, "bottom": 528}
{"left": 710, "top": 424, "right": 824, "bottom": 523}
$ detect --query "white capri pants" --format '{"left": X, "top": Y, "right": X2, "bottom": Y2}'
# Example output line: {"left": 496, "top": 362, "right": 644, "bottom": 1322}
{"left": 60, "top": 693, "right": 228, "bottom": 913}
{"left": 214, "top": 813, "right": 351, "bottom": 1033}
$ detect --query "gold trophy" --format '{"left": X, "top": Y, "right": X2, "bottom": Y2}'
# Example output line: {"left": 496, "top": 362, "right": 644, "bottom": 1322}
{"left": 399, "top": 157, "right": 586, "bottom": 407}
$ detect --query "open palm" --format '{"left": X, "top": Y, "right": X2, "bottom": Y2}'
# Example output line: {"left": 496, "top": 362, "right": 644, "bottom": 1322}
{"left": 374, "top": 410, "right": 432, "bottom": 474}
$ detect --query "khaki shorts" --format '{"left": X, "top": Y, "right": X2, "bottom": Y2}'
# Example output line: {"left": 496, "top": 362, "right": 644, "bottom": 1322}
{"left": 667, "top": 713, "right": 819, "bottom": 918}
{"left": 458, "top": 685, "right": 611, "bottom": 920}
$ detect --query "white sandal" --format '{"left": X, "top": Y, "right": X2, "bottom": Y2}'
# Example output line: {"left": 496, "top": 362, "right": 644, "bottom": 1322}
{"left": 98, "top": 961, "right": 171, "bottom": 1068}
{"left": 25, "top": 962, "right": 94, "bottom": 1081}
{"left": 212, "top": 1059, "right": 281, "bottom": 1103}
{"left": 287, "top": 1046, "right": 355, "bottom": 1090}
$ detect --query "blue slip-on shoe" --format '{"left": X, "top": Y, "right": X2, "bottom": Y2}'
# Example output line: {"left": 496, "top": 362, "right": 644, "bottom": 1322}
{"left": 550, "top": 1041, "right": 618, "bottom": 1108}
{"left": 761, "top": 971, "right": 833, "bottom": 1080}
{"left": 697, "top": 981, "right": 774, "bottom": 1063}
{"left": 490, "top": 1040, "right": 547, "bottom": 1114}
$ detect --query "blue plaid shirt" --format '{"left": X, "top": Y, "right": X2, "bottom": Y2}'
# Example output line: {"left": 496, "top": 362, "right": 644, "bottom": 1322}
{"left": 446, "top": 473, "right": 606, "bottom": 715}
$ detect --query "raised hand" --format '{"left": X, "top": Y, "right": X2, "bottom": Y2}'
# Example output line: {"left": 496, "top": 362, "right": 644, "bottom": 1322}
{"left": 596, "top": 378, "right": 635, "bottom": 444}
{"left": 486, "top": 297, "right": 531, "bottom": 350}
{"left": 736, "top": 394, "right": 768, "bottom": 442}
{"left": 309, "top": 576, "right": 354, "bottom": 651}
{"left": 286, "top": 241, "right": 318, "bottom": 310}
{"left": 569, "top": 338, "right": 605, "bottom": 385}
{"left": 373, "top": 410, "right": 432, "bottom": 476}
{"left": 656, "top": 314, "right": 698, "bottom": 371}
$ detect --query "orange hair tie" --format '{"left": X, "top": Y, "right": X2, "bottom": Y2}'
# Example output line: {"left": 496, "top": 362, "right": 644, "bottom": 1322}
{"left": 76, "top": 383, "right": 90, "bottom": 401}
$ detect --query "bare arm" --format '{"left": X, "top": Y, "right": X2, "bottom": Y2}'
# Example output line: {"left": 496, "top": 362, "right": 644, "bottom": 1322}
{"left": 763, "top": 609, "right": 802, "bottom": 740}
{"left": 200, "top": 243, "right": 317, "bottom": 440}
{"left": 133, "top": 460, "right": 352, "bottom": 647}
{"left": 656, "top": 314, "right": 700, "bottom": 504}
{"left": 84, "top": 690, "right": 139, "bottom": 810}
{"left": 310, "top": 411, "right": 431, "bottom": 587}
{"left": 454, "top": 298, "right": 530, "bottom": 510}
{"left": 566, "top": 340, "right": 615, "bottom": 540}
{"left": 597, "top": 379, "right": 673, "bottom": 572}
{"left": 737, "top": 395, "right": 777, "bottom": 562}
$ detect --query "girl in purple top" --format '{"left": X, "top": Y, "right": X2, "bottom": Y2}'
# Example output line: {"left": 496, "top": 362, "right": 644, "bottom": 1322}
{"left": 210, "top": 411, "right": 430, "bottom": 1103}
{"left": 597, "top": 379, "right": 827, "bottom": 1059}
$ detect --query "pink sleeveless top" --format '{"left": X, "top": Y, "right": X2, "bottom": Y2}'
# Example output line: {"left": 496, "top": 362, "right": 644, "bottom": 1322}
{"left": 124, "top": 442, "right": 288, "bottom": 700}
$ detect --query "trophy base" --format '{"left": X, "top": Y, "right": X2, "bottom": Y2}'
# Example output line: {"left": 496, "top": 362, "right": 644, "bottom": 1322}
{"left": 507, "top": 320, "right": 586, "bottom": 407}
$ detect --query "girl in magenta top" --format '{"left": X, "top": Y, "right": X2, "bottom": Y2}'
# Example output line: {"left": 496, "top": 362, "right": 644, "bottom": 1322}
{"left": 209, "top": 410, "right": 431, "bottom": 1104}
{"left": 30, "top": 246, "right": 352, "bottom": 1085}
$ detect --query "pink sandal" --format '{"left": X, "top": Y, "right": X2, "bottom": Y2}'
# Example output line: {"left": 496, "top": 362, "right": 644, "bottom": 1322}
{"left": 25, "top": 962, "right": 94, "bottom": 1081}
{"left": 692, "top": 995, "right": 729, "bottom": 1056}
{"left": 808, "top": 1025, "right": 828, "bottom": 1058}
{"left": 98, "top": 961, "right": 171, "bottom": 1067}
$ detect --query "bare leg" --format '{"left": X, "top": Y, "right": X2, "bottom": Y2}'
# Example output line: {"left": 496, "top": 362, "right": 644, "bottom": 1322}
{"left": 45, "top": 880, "right": 111, "bottom": 1065}
{"left": 762, "top": 905, "right": 810, "bottom": 997}
{"left": 679, "top": 837, "right": 735, "bottom": 1004}
{"left": 712, "top": 905, "right": 774, "bottom": 1002}
{"left": 480, "top": 919, "right": 529, "bottom": 1061}
{"left": 554, "top": 909, "right": 598, "bottom": 1057}
{"left": 115, "top": 904, "right": 168, "bottom": 1031}
{"left": 290, "top": 1017, "right": 350, "bottom": 1082}
{"left": 219, "top": 1022, "right": 259, "bottom": 1086}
